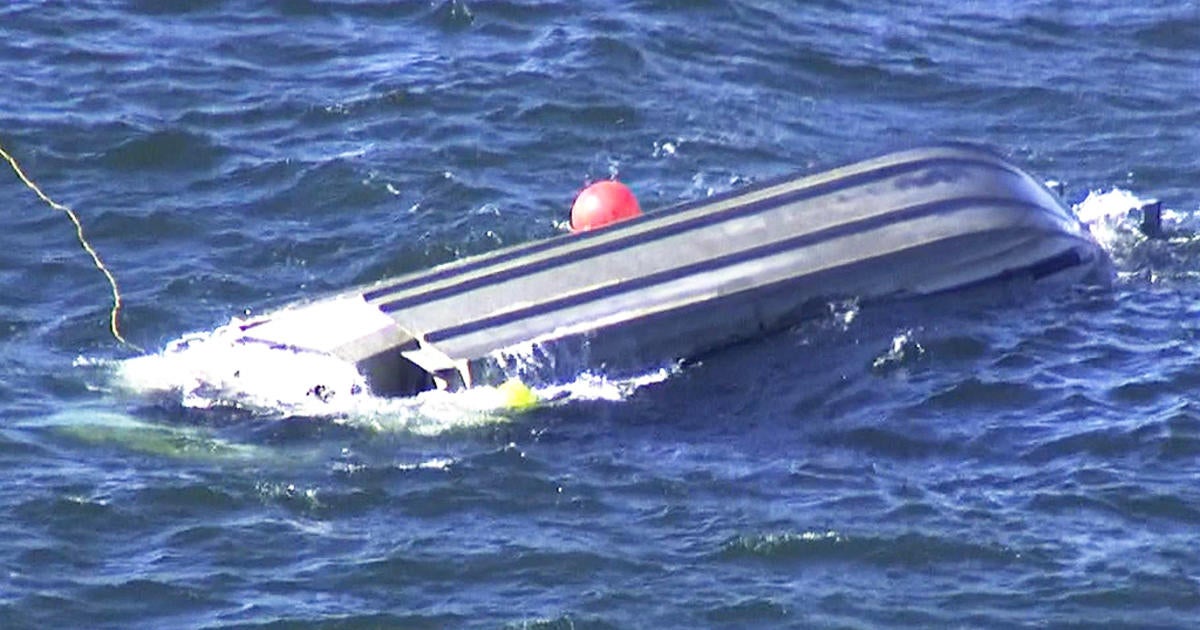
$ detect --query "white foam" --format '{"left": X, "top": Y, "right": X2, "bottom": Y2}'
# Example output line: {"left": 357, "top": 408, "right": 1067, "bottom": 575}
{"left": 1073, "top": 187, "right": 1152, "bottom": 248}
{"left": 871, "top": 329, "right": 925, "bottom": 371}
{"left": 106, "top": 322, "right": 674, "bottom": 431}
{"left": 115, "top": 318, "right": 374, "bottom": 417}
{"left": 536, "top": 368, "right": 676, "bottom": 402}
{"left": 1068, "top": 187, "right": 1200, "bottom": 276}
{"left": 1073, "top": 187, "right": 1147, "bottom": 226}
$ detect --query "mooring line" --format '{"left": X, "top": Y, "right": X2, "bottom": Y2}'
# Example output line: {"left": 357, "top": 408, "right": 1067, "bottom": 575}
{"left": 0, "top": 142, "right": 141, "bottom": 351}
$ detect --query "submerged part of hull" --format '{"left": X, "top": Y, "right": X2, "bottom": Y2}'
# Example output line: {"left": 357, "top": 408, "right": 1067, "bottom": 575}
{"left": 234, "top": 144, "right": 1108, "bottom": 397}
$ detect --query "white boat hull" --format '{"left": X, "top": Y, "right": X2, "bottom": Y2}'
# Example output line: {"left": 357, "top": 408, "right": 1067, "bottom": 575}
{"left": 232, "top": 144, "right": 1108, "bottom": 396}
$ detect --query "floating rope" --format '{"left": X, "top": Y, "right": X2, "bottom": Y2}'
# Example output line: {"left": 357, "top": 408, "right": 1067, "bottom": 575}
{"left": 0, "top": 142, "right": 140, "bottom": 351}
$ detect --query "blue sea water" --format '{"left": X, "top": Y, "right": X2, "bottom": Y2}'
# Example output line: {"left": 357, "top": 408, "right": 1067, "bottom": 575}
{"left": 2, "top": 1, "right": 1200, "bottom": 627}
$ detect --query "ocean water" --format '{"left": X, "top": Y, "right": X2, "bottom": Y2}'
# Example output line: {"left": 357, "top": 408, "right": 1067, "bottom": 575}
{"left": 2, "top": 1, "right": 1200, "bottom": 628}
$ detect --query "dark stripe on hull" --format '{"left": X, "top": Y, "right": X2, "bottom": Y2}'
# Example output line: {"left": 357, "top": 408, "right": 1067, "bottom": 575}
{"left": 924, "top": 248, "right": 1090, "bottom": 297}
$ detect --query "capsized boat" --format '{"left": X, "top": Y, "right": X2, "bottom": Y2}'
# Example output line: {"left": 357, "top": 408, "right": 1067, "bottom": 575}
{"left": 233, "top": 144, "right": 1108, "bottom": 397}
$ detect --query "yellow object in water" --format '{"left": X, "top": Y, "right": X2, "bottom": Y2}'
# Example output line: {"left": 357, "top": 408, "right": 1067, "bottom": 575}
{"left": 498, "top": 379, "right": 538, "bottom": 410}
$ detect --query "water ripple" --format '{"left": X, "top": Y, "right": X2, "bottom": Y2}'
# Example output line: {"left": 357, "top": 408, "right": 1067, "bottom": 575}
{"left": 717, "top": 530, "right": 1035, "bottom": 568}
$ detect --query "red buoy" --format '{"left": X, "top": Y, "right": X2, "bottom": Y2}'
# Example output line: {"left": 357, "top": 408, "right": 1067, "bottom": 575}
{"left": 569, "top": 180, "right": 641, "bottom": 233}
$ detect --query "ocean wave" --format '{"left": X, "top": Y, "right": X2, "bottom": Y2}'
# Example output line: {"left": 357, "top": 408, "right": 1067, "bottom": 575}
{"left": 717, "top": 530, "right": 1034, "bottom": 568}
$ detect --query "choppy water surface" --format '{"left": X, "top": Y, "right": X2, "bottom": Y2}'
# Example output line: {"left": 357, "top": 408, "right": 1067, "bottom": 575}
{"left": 3, "top": 1, "right": 1200, "bottom": 627}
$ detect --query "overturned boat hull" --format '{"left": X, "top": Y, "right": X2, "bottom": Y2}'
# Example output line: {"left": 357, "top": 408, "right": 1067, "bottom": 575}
{"left": 235, "top": 144, "right": 1107, "bottom": 397}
